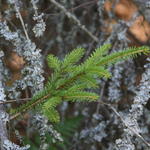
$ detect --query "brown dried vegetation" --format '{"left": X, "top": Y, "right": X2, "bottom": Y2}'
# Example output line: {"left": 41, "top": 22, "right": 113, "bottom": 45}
{"left": 104, "top": 0, "right": 150, "bottom": 44}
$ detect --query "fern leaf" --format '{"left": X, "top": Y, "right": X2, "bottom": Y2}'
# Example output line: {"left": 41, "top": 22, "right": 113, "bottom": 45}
{"left": 43, "top": 107, "right": 60, "bottom": 123}
{"left": 63, "top": 91, "right": 99, "bottom": 102}
{"left": 43, "top": 97, "right": 61, "bottom": 110}
{"left": 55, "top": 67, "right": 86, "bottom": 90}
{"left": 97, "top": 46, "right": 150, "bottom": 66}
{"left": 42, "top": 97, "right": 61, "bottom": 122}
{"left": 47, "top": 54, "right": 61, "bottom": 70}
{"left": 10, "top": 45, "right": 149, "bottom": 121}
{"left": 85, "top": 44, "right": 111, "bottom": 65}
{"left": 52, "top": 116, "right": 82, "bottom": 149}
{"left": 62, "top": 47, "right": 85, "bottom": 69}
{"left": 67, "top": 83, "right": 87, "bottom": 92}
{"left": 79, "top": 74, "right": 98, "bottom": 88}
{"left": 86, "top": 66, "right": 111, "bottom": 78}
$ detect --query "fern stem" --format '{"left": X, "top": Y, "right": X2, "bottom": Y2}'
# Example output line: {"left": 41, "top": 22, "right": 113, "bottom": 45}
{"left": 10, "top": 94, "right": 50, "bottom": 120}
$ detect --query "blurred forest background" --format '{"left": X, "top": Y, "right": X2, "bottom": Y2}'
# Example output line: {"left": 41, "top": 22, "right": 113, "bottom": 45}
{"left": 0, "top": 0, "right": 150, "bottom": 150}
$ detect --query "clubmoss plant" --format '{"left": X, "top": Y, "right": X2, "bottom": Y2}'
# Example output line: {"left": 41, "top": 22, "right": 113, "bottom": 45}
{"left": 10, "top": 44, "right": 150, "bottom": 122}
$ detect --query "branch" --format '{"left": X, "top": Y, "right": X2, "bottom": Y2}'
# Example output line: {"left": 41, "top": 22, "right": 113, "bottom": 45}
{"left": 10, "top": 94, "right": 50, "bottom": 120}
{"left": 100, "top": 101, "right": 150, "bottom": 148}
{"left": 49, "top": 0, "right": 99, "bottom": 43}
{"left": 14, "top": 4, "right": 30, "bottom": 40}
{"left": 0, "top": 98, "right": 32, "bottom": 105}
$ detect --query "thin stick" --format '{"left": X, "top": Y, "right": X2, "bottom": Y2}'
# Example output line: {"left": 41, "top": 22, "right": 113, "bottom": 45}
{"left": 10, "top": 94, "right": 50, "bottom": 120}
{"left": 14, "top": 4, "right": 30, "bottom": 40}
{"left": 0, "top": 98, "right": 32, "bottom": 105}
{"left": 100, "top": 101, "right": 150, "bottom": 148}
{"left": 49, "top": 0, "right": 99, "bottom": 43}
{"left": 70, "top": 0, "right": 97, "bottom": 12}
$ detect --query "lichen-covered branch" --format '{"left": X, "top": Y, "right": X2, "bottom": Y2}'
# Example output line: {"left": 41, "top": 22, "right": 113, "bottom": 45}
{"left": 49, "top": 0, "right": 99, "bottom": 43}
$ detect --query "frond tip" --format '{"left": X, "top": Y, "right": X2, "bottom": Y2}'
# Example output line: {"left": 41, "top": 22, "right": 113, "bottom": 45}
{"left": 97, "top": 46, "right": 150, "bottom": 66}
{"left": 47, "top": 54, "right": 61, "bottom": 70}
{"left": 62, "top": 47, "right": 85, "bottom": 69}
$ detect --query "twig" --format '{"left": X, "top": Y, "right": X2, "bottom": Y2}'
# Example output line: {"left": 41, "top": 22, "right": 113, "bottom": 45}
{"left": 70, "top": 0, "right": 97, "bottom": 12}
{"left": 0, "top": 98, "right": 32, "bottom": 105}
{"left": 49, "top": 0, "right": 99, "bottom": 43}
{"left": 44, "top": 0, "right": 97, "bottom": 15}
{"left": 14, "top": 4, "right": 30, "bottom": 40}
{"left": 83, "top": 31, "right": 99, "bottom": 61}
{"left": 100, "top": 102, "right": 150, "bottom": 148}
{"left": 10, "top": 94, "right": 50, "bottom": 120}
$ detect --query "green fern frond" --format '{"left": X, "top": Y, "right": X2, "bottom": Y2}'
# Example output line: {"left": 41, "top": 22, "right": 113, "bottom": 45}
{"left": 53, "top": 116, "right": 82, "bottom": 149}
{"left": 97, "top": 46, "right": 150, "bottom": 66}
{"left": 42, "top": 97, "right": 61, "bottom": 122}
{"left": 47, "top": 54, "right": 61, "bottom": 71}
{"left": 62, "top": 47, "right": 85, "bottom": 69}
{"left": 79, "top": 74, "right": 98, "bottom": 88}
{"left": 43, "top": 97, "right": 61, "bottom": 110}
{"left": 85, "top": 66, "right": 111, "bottom": 78}
{"left": 67, "top": 83, "right": 88, "bottom": 92}
{"left": 55, "top": 116, "right": 82, "bottom": 135}
{"left": 63, "top": 91, "right": 99, "bottom": 102}
{"left": 23, "top": 116, "right": 82, "bottom": 150}
{"left": 55, "top": 68, "right": 86, "bottom": 90}
{"left": 10, "top": 45, "right": 150, "bottom": 122}
{"left": 43, "top": 107, "right": 60, "bottom": 123}
{"left": 85, "top": 44, "right": 111, "bottom": 65}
